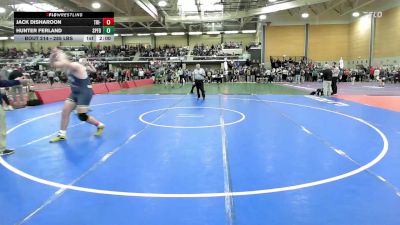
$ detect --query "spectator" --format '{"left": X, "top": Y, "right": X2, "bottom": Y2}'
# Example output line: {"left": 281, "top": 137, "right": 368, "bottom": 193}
{"left": 0, "top": 64, "right": 11, "bottom": 80}
{"left": 138, "top": 68, "right": 145, "bottom": 80}
{"left": 8, "top": 67, "right": 25, "bottom": 106}
{"left": 48, "top": 70, "right": 55, "bottom": 86}
{"left": 294, "top": 65, "right": 301, "bottom": 84}
{"left": 378, "top": 67, "right": 386, "bottom": 87}
{"left": 374, "top": 67, "right": 380, "bottom": 82}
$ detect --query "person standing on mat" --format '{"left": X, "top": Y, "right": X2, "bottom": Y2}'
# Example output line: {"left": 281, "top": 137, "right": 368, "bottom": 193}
{"left": 322, "top": 64, "right": 333, "bottom": 97}
{"left": 192, "top": 64, "right": 206, "bottom": 100}
{"left": 189, "top": 69, "right": 196, "bottom": 94}
{"left": 0, "top": 78, "right": 31, "bottom": 156}
{"left": 331, "top": 62, "right": 340, "bottom": 95}
{"left": 49, "top": 48, "right": 105, "bottom": 143}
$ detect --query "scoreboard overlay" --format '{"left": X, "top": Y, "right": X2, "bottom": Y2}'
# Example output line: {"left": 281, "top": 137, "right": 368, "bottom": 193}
{"left": 14, "top": 12, "right": 114, "bottom": 42}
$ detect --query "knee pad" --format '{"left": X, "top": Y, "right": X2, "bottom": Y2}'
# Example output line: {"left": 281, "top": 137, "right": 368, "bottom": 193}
{"left": 78, "top": 113, "right": 89, "bottom": 121}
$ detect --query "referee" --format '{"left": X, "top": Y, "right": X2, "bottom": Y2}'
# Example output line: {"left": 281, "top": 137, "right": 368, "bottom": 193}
{"left": 0, "top": 78, "right": 31, "bottom": 155}
{"left": 192, "top": 64, "right": 206, "bottom": 100}
{"left": 331, "top": 62, "right": 340, "bottom": 95}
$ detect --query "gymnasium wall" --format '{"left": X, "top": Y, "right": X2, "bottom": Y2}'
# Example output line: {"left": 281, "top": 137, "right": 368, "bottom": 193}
{"left": 266, "top": 22, "right": 366, "bottom": 63}
{"left": 263, "top": 6, "right": 400, "bottom": 66}
{"left": 374, "top": 6, "right": 400, "bottom": 59}
{"left": 348, "top": 15, "right": 371, "bottom": 60}
{"left": 265, "top": 25, "right": 305, "bottom": 60}
{"left": 308, "top": 24, "right": 349, "bottom": 61}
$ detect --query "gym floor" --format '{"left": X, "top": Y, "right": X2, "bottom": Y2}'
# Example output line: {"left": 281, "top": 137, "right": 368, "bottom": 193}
{"left": 1, "top": 83, "right": 400, "bottom": 225}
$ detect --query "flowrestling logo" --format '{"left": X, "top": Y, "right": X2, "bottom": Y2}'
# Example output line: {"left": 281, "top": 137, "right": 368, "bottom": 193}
{"left": 363, "top": 11, "right": 383, "bottom": 18}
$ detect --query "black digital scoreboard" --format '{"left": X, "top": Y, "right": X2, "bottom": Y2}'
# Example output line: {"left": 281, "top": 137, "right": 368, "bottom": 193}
{"left": 14, "top": 12, "right": 115, "bottom": 42}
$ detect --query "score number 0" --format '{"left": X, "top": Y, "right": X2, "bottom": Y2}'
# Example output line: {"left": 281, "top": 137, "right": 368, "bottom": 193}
{"left": 103, "top": 18, "right": 114, "bottom": 26}
{"left": 102, "top": 18, "right": 114, "bottom": 34}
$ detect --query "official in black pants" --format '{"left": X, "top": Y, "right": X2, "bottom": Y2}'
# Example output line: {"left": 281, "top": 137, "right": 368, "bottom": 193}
{"left": 331, "top": 63, "right": 340, "bottom": 95}
{"left": 332, "top": 77, "right": 338, "bottom": 94}
{"left": 195, "top": 80, "right": 205, "bottom": 99}
{"left": 192, "top": 64, "right": 206, "bottom": 100}
{"left": 190, "top": 82, "right": 195, "bottom": 94}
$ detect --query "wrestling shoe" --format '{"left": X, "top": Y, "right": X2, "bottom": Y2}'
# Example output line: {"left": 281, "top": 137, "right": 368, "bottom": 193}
{"left": 95, "top": 124, "right": 105, "bottom": 136}
{"left": 49, "top": 135, "right": 66, "bottom": 143}
{"left": 0, "top": 149, "right": 15, "bottom": 156}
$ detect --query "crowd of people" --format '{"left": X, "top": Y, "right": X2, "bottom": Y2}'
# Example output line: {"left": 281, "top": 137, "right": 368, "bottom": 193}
{"left": 3, "top": 56, "right": 400, "bottom": 92}
{"left": 191, "top": 44, "right": 225, "bottom": 58}
{"left": 0, "top": 41, "right": 247, "bottom": 63}
{"left": 140, "top": 45, "right": 189, "bottom": 58}
{"left": 153, "top": 66, "right": 225, "bottom": 86}
{"left": 2, "top": 45, "right": 400, "bottom": 110}
{"left": 85, "top": 44, "right": 140, "bottom": 58}
{"left": 268, "top": 56, "right": 400, "bottom": 85}
{"left": 0, "top": 48, "right": 37, "bottom": 59}
{"left": 223, "top": 41, "right": 243, "bottom": 49}
{"left": 136, "top": 58, "right": 400, "bottom": 90}
{"left": 191, "top": 42, "right": 244, "bottom": 59}
{"left": 0, "top": 64, "right": 33, "bottom": 111}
